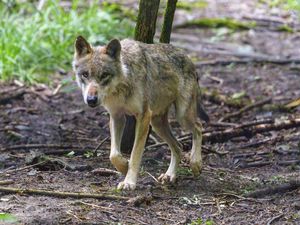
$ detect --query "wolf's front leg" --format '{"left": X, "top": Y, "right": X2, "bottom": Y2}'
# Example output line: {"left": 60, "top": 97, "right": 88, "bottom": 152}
{"left": 117, "top": 110, "right": 151, "bottom": 191}
{"left": 109, "top": 114, "right": 128, "bottom": 175}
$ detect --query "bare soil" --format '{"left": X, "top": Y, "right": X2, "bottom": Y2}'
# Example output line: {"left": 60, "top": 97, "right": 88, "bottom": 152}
{"left": 0, "top": 1, "right": 300, "bottom": 224}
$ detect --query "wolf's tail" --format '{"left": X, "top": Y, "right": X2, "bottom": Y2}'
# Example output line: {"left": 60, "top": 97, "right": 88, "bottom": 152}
{"left": 197, "top": 86, "right": 209, "bottom": 122}
{"left": 197, "top": 101, "right": 210, "bottom": 123}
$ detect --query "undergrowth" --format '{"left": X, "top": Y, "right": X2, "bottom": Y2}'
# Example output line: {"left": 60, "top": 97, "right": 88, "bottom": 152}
{"left": 0, "top": 0, "right": 134, "bottom": 83}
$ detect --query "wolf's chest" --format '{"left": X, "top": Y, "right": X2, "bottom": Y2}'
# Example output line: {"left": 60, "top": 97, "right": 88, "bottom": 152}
{"left": 102, "top": 93, "right": 143, "bottom": 117}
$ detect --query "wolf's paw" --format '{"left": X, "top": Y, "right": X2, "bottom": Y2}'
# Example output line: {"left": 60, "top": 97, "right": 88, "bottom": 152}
{"left": 190, "top": 159, "right": 202, "bottom": 177}
{"left": 110, "top": 154, "right": 129, "bottom": 175}
{"left": 158, "top": 173, "right": 176, "bottom": 184}
{"left": 117, "top": 180, "right": 136, "bottom": 191}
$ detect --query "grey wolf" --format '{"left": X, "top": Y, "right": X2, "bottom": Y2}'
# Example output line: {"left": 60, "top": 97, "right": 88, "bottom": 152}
{"left": 73, "top": 36, "right": 208, "bottom": 190}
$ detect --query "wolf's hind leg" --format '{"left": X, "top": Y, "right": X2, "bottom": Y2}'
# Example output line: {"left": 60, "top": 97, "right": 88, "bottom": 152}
{"left": 189, "top": 121, "right": 203, "bottom": 176}
{"left": 151, "top": 112, "right": 182, "bottom": 184}
{"left": 176, "top": 96, "right": 203, "bottom": 176}
{"left": 109, "top": 114, "right": 128, "bottom": 175}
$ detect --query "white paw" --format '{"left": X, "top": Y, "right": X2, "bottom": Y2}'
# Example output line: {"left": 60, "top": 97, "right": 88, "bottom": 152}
{"left": 158, "top": 173, "right": 176, "bottom": 184}
{"left": 190, "top": 159, "right": 202, "bottom": 176}
{"left": 117, "top": 180, "right": 136, "bottom": 191}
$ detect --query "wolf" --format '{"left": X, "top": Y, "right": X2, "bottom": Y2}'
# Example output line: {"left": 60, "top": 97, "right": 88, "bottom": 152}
{"left": 73, "top": 36, "right": 209, "bottom": 190}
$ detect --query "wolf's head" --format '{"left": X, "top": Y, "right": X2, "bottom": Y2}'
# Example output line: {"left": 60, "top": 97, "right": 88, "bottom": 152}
{"left": 73, "top": 36, "right": 124, "bottom": 108}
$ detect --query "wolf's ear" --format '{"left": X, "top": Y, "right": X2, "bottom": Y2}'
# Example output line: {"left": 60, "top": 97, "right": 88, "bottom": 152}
{"left": 106, "top": 39, "right": 121, "bottom": 60}
{"left": 75, "top": 36, "right": 92, "bottom": 57}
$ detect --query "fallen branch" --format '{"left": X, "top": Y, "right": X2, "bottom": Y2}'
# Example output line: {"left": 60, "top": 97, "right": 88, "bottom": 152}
{"left": 244, "top": 180, "right": 300, "bottom": 198}
{"left": 203, "top": 117, "right": 300, "bottom": 144}
{"left": 183, "top": 45, "right": 273, "bottom": 60}
{"left": 239, "top": 161, "right": 272, "bottom": 168}
{"left": 0, "top": 87, "right": 26, "bottom": 104}
{"left": 0, "top": 180, "right": 14, "bottom": 185}
{"left": 196, "top": 58, "right": 300, "bottom": 67}
{"left": 91, "top": 168, "right": 120, "bottom": 176}
{"left": 0, "top": 144, "right": 94, "bottom": 153}
{"left": 0, "top": 186, "right": 130, "bottom": 201}
{"left": 43, "top": 148, "right": 95, "bottom": 156}
{"left": 209, "top": 122, "right": 237, "bottom": 128}
{"left": 234, "top": 118, "right": 274, "bottom": 129}
{"left": 239, "top": 160, "right": 300, "bottom": 168}
{"left": 219, "top": 97, "right": 272, "bottom": 122}
{"left": 266, "top": 214, "right": 284, "bottom": 225}
{"left": 232, "top": 136, "right": 280, "bottom": 150}
{"left": 146, "top": 117, "right": 300, "bottom": 148}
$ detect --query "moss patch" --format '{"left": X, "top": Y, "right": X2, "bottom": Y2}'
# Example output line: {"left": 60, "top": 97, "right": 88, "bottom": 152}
{"left": 177, "top": 1, "right": 208, "bottom": 11}
{"left": 178, "top": 18, "right": 257, "bottom": 30}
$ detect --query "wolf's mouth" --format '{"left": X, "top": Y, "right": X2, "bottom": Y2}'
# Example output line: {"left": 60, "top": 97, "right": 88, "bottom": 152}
{"left": 87, "top": 102, "right": 98, "bottom": 108}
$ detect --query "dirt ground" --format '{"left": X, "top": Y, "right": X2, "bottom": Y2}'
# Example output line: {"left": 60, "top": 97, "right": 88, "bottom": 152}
{"left": 1, "top": 1, "right": 300, "bottom": 224}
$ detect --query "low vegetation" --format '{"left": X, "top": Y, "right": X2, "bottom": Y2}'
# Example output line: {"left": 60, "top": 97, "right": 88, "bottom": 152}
{"left": 0, "top": 1, "right": 134, "bottom": 83}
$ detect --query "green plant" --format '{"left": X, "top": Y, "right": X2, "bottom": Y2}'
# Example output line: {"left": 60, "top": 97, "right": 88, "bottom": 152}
{"left": 0, "top": 0, "right": 134, "bottom": 83}
{"left": 0, "top": 213, "right": 18, "bottom": 224}
{"left": 177, "top": 167, "right": 193, "bottom": 176}
{"left": 84, "top": 150, "right": 94, "bottom": 158}
{"left": 286, "top": 0, "right": 300, "bottom": 11}
{"left": 189, "top": 218, "right": 203, "bottom": 225}
{"left": 189, "top": 218, "right": 215, "bottom": 225}
{"left": 259, "top": 0, "right": 300, "bottom": 11}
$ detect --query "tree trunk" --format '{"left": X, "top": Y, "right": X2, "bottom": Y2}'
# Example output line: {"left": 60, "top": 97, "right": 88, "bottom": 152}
{"left": 134, "top": 0, "right": 161, "bottom": 43}
{"left": 160, "top": 0, "right": 178, "bottom": 43}
{"left": 121, "top": 0, "right": 161, "bottom": 153}
{"left": 120, "top": 115, "right": 136, "bottom": 153}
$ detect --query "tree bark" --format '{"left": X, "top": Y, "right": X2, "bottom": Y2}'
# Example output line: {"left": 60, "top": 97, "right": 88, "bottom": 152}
{"left": 121, "top": 0, "right": 161, "bottom": 153}
{"left": 134, "top": 0, "right": 161, "bottom": 43}
{"left": 121, "top": 115, "right": 136, "bottom": 153}
{"left": 160, "top": 0, "right": 178, "bottom": 43}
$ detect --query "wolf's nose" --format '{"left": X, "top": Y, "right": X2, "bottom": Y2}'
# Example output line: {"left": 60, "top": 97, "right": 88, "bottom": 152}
{"left": 87, "top": 95, "right": 98, "bottom": 107}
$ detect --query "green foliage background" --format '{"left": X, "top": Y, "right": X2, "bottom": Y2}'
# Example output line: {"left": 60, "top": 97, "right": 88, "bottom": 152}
{"left": 0, "top": 0, "right": 134, "bottom": 83}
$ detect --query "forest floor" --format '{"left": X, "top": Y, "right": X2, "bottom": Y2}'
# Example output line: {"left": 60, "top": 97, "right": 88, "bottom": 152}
{"left": 0, "top": 0, "right": 300, "bottom": 224}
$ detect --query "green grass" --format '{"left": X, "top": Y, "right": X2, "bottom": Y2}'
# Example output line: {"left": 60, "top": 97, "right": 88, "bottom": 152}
{"left": 259, "top": 0, "right": 300, "bottom": 10}
{"left": 0, "top": 0, "right": 134, "bottom": 83}
{"left": 0, "top": 213, "right": 18, "bottom": 223}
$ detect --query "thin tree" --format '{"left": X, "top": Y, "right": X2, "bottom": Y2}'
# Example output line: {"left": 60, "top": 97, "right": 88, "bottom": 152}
{"left": 134, "top": 0, "right": 161, "bottom": 43}
{"left": 160, "top": 0, "right": 178, "bottom": 43}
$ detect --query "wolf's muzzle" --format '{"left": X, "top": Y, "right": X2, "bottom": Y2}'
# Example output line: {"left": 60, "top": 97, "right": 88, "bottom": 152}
{"left": 87, "top": 95, "right": 98, "bottom": 107}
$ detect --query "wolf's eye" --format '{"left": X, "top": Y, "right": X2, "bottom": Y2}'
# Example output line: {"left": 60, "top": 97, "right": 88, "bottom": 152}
{"left": 101, "top": 72, "right": 110, "bottom": 79}
{"left": 81, "top": 71, "right": 89, "bottom": 78}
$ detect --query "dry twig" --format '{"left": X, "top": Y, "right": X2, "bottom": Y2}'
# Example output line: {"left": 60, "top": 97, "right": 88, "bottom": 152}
{"left": 266, "top": 214, "right": 284, "bottom": 225}
{"left": 244, "top": 180, "right": 300, "bottom": 198}
{"left": 0, "top": 144, "right": 94, "bottom": 155}
{"left": 94, "top": 136, "right": 110, "bottom": 152}
{"left": 91, "top": 168, "right": 120, "bottom": 176}
{"left": 0, "top": 186, "right": 130, "bottom": 201}
{"left": 219, "top": 97, "right": 272, "bottom": 122}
